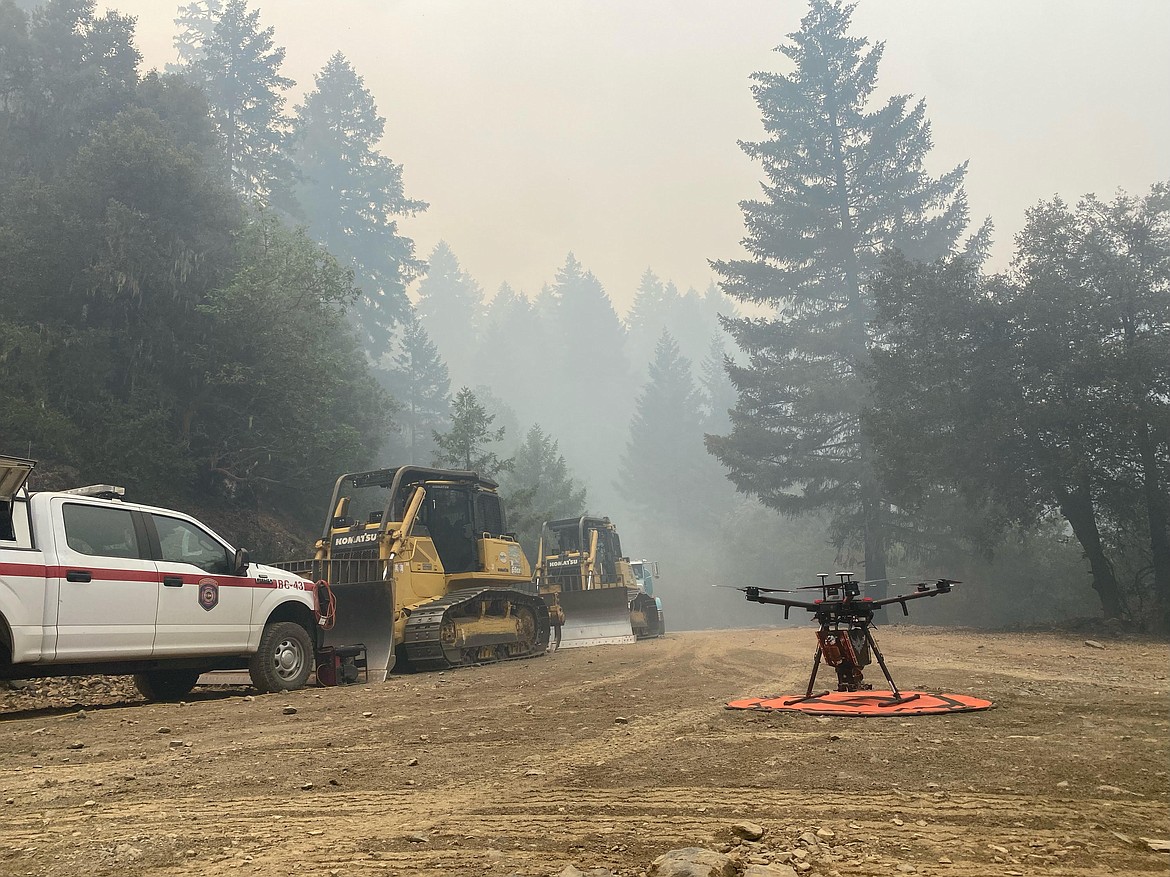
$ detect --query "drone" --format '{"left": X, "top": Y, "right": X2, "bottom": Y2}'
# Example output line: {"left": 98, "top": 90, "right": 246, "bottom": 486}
{"left": 735, "top": 572, "right": 958, "bottom": 707}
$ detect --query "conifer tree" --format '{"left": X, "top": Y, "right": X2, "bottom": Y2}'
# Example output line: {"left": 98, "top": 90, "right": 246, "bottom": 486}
{"left": 699, "top": 336, "right": 738, "bottom": 433}
{"left": 381, "top": 308, "right": 451, "bottom": 465}
{"left": 432, "top": 387, "right": 511, "bottom": 478}
{"left": 415, "top": 241, "right": 484, "bottom": 385}
{"left": 620, "top": 331, "right": 711, "bottom": 527}
{"left": 539, "top": 254, "right": 632, "bottom": 508}
{"left": 625, "top": 268, "right": 668, "bottom": 372}
{"left": 475, "top": 283, "right": 544, "bottom": 414}
{"left": 289, "top": 52, "right": 426, "bottom": 354}
{"left": 707, "top": 0, "right": 982, "bottom": 587}
{"left": 170, "top": 0, "right": 221, "bottom": 70}
{"left": 499, "top": 424, "right": 588, "bottom": 557}
{"left": 185, "top": 0, "right": 295, "bottom": 202}
{"left": 3, "top": 0, "right": 141, "bottom": 172}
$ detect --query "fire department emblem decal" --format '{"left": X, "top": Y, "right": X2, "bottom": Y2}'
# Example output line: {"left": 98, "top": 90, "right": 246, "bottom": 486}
{"left": 198, "top": 578, "right": 219, "bottom": 611}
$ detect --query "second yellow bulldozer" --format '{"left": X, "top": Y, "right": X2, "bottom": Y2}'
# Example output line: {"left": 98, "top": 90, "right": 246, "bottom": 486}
{"left": 533, "top": 516, "right": 665, "bottom": 649}
{"left": 279, "top": 467, "right": 550, "bottom": 681}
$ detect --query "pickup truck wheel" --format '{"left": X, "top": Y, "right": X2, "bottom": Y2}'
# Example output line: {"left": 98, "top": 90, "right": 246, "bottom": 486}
{"left": 133, "top": 669, "right": 201, "bottom": 702}
{"left": 249, "top": 621, "right": 312, "bottom": 693}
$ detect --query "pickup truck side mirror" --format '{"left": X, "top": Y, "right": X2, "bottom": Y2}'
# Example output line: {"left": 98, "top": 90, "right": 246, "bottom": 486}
{"left": 233, "top": 547, "right": 250, "bottom": 577}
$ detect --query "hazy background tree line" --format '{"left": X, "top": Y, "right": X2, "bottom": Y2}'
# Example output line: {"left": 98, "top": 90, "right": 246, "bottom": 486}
{"left": 1, "top": 0, "right": 1164, "bottom": 630}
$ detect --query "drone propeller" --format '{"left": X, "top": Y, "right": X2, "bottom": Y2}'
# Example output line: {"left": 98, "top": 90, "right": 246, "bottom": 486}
{"left": 713, "top": 583, "right": 799, "bottom": 594}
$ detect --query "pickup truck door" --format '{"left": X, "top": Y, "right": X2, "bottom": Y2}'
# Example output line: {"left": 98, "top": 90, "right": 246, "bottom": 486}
{"left": 149, "top": 513, "right": 253, "bottom": 655}
{"left": 52, "top": 499, "right": 158, "bottom": 659}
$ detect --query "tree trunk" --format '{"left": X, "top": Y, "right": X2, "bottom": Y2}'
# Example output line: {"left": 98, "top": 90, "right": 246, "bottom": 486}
{"left": 1058, "top": 479, "right": 1124, "bottom": 619}
{"left": 862, "top": 475, "right": 890, "bottom": 623}
{"left": 1137, "top": 420, "right": 1170, "bottom": 630}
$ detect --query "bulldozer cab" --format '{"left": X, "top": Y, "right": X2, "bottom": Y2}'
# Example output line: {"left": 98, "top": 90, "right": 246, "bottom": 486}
{"left": 413, "top": 482, "right": 507, "bottom": 575}
{"left": 540, "top": 516, "right": 625, "bottom": 587}
{"left": 323, "top": 467, "right": 510, "bottom": 575}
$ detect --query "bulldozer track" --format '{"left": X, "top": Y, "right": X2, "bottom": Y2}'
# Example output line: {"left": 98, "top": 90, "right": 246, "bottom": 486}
{"left": 401, "top": 587, "right": 551, "bottom": 671}
{"left": 630, "top": 591, "right": 665, "bottom": 639}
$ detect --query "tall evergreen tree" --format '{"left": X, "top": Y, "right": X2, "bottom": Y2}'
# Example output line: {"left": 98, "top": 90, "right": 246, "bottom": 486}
{"left": 1, "top": 0, "right": 141, "bottom": 174}
{"left": 626, "top": 271, "right": 732, "bottom": 379}
{"left": 540, "top": 253, "right": 632, "bottom": 505}
{"left": 192, "top": 211, "right": 392, "bottom": 509}
{"left": 185, "top": 0, "right": 294, "bottom": 203}
{"left": 707, "top": 0, "right": 983, "bottom": 588}
{"left": 170, "top": 0, "right": 221, "bottom": 71}
{"left": 625, "top": 268, "right": 668, "bottom": 372}
{"left": 498, "top": 424, "right": 588, "bottom": 558}
{"left": 620, "top": 331, "right": 713, "bottom": 528}
{"left": 380, "top": 307, "right": 451, "bottom": 466}
{"left": 475, "top": 282, "right": 544, "bottom": 416}
{"left": 699, "top": 335, "right": 738, "bottom": 433}
{"left": 432, "top": 387, "right": 511, "bottom": 478}
{"left": 415, "top": 241, "right": 484, "bottom": 385}
{"left": 289, "top": 52, "right": 426, "bottom": 354}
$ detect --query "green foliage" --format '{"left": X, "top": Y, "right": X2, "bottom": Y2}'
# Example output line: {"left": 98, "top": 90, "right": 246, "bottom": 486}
{"left": 708, "top": 0, "right": 977, "bottom": 585}
{"left": 624, "top": 269, "right": 668, "bottom": 369}
{"left": 474, "top": 283, "right": 545, "bottom": 409}
{"left": 415, "top": 241, "right": 484, "bottom": 385}
{"left": 620, "top": 331, "right": 728, "bottom": 530}
{"left": 0, "top": 0, "right": 141, "bottom": 177}
{"left": 0, "top": 2, "right": 391, "bottom": 531}
{"left": 192, "top": 212, "right": 393, "bottom": 513}
{"left": 536, "top": 254, "right": 632, "bottom": 507}
{"left": 184, "top": 0, "right": 295, "bottom": 202}
{"left": 289, "top": 52, "right": 426, "bottom": 353}
{"left": 868, "top": 183, "right": 1170, "bottom": 627}
{"left": 379, "top": 307, "right": 451, "bottom": 466}
{"left": 498, "top": 424, "right": 588, "bottom": 559}
{"left": 626, "top": 272, "right": 732, "bottom": 379}
{"left": 699, "top": 335, "right": 738, "bottom": 433}
{"left": 170, "top": 0, "right": 222, "bottom": 71}
{"left": 432, "top": 387, "right": 512, "bottom": 478}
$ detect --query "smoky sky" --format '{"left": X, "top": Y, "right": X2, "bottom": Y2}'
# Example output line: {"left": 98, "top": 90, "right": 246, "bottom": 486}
{"left": 103, "top": 0, "right": 1170, "bottom": 312}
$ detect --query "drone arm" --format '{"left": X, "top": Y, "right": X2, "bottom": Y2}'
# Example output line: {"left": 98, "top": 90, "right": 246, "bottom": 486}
{"left": 869, "top": 580, "right": 955, "bottom": 612}
{"left": 744, "top": 587, "right": 814, "bottom": 615}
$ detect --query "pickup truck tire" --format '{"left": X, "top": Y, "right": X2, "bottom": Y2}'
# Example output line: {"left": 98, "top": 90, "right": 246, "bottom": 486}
{"left": 249, "top": 621, "right": 312, "bottom": 693}
{"left": 133, "top": 669, "right": 201, "bottom": 702}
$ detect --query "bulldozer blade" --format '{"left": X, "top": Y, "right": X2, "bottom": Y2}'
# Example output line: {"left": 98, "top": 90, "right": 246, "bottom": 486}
{"left": 554, "top": 588, "right": 636, "bottom": 648}
{"left": 323, "top": 580, "right": 397, "bottom": 682}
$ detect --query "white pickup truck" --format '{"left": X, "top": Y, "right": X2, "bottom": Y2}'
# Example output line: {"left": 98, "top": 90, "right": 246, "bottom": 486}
{"left": 0, "top": 455, "right": 322, "bottom": 701}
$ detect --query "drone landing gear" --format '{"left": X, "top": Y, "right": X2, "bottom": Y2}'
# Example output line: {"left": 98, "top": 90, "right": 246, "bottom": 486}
{"left": 782, "top": 624, "right": 920, "bottom": 708}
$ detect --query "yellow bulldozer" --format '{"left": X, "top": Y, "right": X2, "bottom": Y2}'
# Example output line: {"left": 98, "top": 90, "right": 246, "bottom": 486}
{"left": 533, "top": 516, "right": 665, "bottom": 648}
{"left": 278, "top": 467, "right": 550, "bottom": 681}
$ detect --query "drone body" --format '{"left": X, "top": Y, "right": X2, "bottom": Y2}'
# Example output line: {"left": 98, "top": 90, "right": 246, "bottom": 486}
{"left": 742, "top": 572, "right": 958, "bottom": 705}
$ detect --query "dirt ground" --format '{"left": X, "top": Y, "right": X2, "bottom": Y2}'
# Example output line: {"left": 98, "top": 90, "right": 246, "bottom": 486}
{"left": 1, "top": 626, "right": 1167, "bottom": 877}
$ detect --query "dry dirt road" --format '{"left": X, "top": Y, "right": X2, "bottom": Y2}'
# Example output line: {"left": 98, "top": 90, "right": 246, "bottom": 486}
{"left": 1, "top": 627, "right": 1167, "bottom": 877}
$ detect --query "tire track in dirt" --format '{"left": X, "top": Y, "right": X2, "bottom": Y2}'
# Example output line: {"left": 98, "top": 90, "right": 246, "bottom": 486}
{"left": 7, "top": 784, "right": 1162, "bottom": 876}
{"left": 2, "top": 629, "right": 1168, "bottom": 877}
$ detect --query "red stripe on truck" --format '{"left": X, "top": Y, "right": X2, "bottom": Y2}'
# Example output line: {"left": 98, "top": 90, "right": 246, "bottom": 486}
{"left": 0, "top": 562, "right": 313, "bottom": 591}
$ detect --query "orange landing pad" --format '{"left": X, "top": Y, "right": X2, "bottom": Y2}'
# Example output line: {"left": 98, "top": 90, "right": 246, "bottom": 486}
{"left": 727, "top": 691, "right": 993, "bottom": 716}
